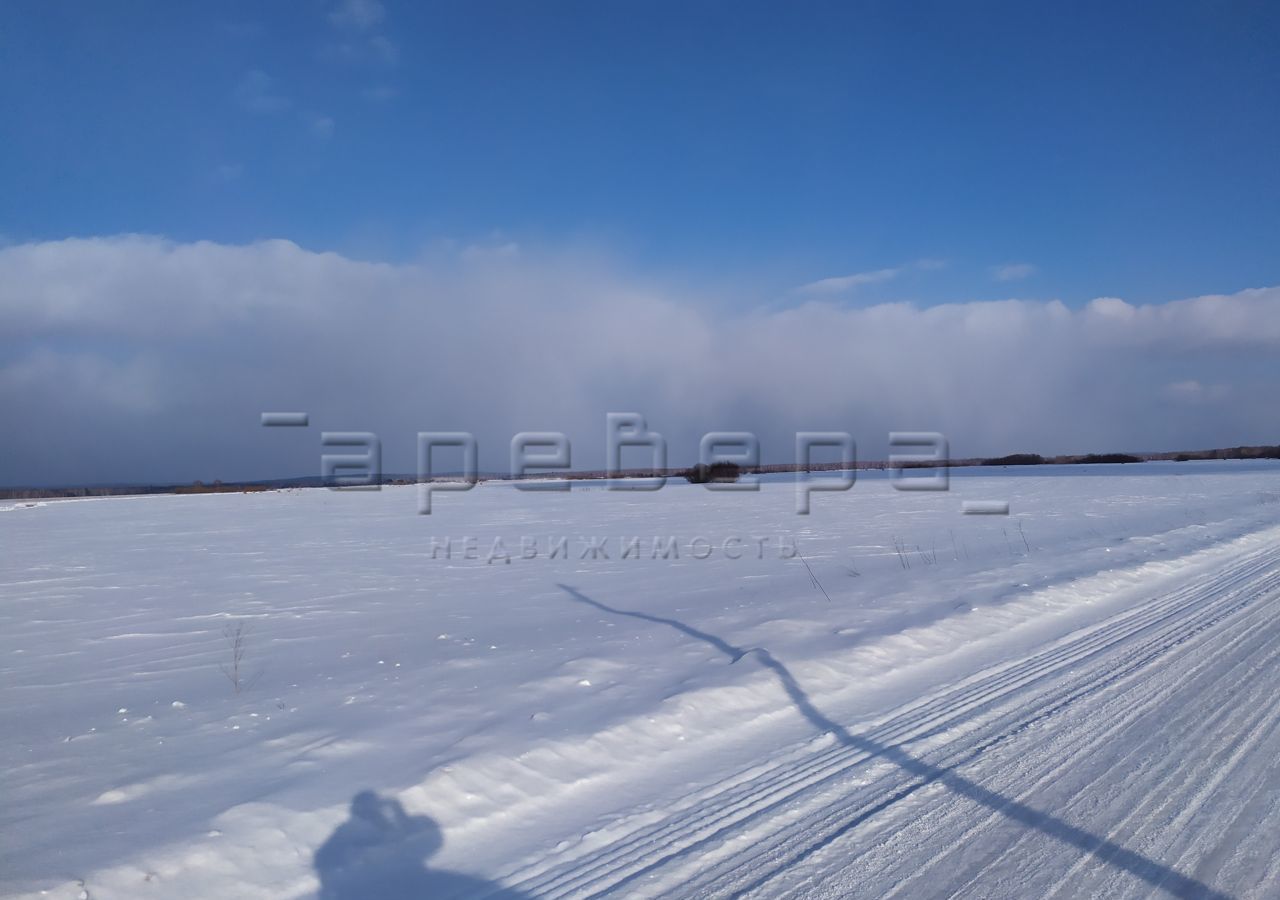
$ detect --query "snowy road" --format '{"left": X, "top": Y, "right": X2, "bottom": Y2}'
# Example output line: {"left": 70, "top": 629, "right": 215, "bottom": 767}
{"left": 510, "top": 536, "right": 1280, "bottom": 899}
{"left": 3, "top": 462, "right": 1280, "bottom": 898}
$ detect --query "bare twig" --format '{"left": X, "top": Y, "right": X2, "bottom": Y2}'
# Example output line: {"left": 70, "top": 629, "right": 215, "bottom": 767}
{"left": 796, "top": 548, "right": 833, "bottom": 602}
{"left": 219, "top": 620, "right": 251, "bottom": 694}
{"left": 892, "top": 536, "right": 911, "bottom": 570}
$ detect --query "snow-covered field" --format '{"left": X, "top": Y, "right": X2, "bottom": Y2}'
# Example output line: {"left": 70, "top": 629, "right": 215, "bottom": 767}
{"left": 4, "top": 462, "right": 1280, "bottom": 899}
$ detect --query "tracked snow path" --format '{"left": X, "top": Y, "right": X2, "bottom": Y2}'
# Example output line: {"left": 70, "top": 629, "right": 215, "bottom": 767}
{"left": 497, "top": 531, "right": 1280, "bottom": 899}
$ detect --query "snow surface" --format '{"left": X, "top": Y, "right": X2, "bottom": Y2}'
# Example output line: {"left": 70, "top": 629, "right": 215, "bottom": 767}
{"left": 3, "top": 461, "right": 1280, "bottom": 898}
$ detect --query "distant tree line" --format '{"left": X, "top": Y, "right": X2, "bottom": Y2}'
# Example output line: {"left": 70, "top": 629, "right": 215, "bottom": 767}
{"left": 981, "top": 446, "right": 1280, "bottom": 467}
{"left": 1169, "top": 445, "right": 1280, "bottom": 462}
{"left": 5, "top": 443, "right": 1278, "bottom": 501}
{"left": 172, "top": 480, "right": 271, "bottom": 494}
{"left": 983, "top": 452, "right": 1144, "bottom": 466}
{"left": 982, "top": 453, "right": 1048, "bottom": 466}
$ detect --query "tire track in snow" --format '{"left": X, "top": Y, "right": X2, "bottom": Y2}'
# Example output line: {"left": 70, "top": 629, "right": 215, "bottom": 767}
{"left": 514, "top": 559, "right": 1253, "bottom": 897}
{"left": 689, "top": 565, "right": 1278, "bottom": 900}
{"left": 503, "top": 530, "right": 1280, "bottom": 899}
{"left": 518, "top": 542, "right": 1280, "bottom": 897}
{"left": 873, "top": 588, "right": 1280, "bottom": 900}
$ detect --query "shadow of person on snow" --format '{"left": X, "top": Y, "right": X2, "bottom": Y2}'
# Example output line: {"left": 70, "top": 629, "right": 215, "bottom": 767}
{"left": 314, "top": 790, "right": 534, "bottom": 899}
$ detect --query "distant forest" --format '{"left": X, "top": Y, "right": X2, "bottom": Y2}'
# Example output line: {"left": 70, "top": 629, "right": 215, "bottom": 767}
{"left": 4, "top": 444, "right": 1278, "bottom": 501}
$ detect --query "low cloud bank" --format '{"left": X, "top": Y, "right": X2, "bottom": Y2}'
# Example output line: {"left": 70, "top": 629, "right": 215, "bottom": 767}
{"left": 1, "top": 236, "right": 1276, "bottom": 485}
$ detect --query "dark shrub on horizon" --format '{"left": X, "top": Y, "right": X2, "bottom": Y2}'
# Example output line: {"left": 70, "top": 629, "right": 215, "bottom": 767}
{"left": 682, "top": 462, "right": 743, "bottom": 484}
{"left": 1074, "top": 453, "right": 1143, "bottom": 464}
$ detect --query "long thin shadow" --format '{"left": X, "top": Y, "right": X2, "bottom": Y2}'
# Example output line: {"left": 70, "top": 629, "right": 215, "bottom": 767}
{"left": 558, "top": 584, "right": 1230, "bottom": 900}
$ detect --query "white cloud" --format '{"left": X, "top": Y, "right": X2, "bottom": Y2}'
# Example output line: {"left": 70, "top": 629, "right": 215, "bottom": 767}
{"left": 1165, "top": 380, "right": 1230, "bottom": 404}
{"left": 236, "top": 69, "right": 290, "bottom": 114}
{"left": 1, "top": 236, "right": 1277, "bottom": 485}
{"left": 368, "top": 35, "right": 399, "bottom": 64}
{"left": 362, "top": 85, "right": 398, "bottom": 103}
{"left": 796, "top": 258, "right": 948, "bottom": 294}
{"left": 796, "top": 267, "right": 901, "bottom": 294}
{"left": 460, "top": 241, "right": 521, "bottom": 262}
{"left": 319, "top": 36, "right": 399, "bottom": 67}
{"left": 308, "top": 115, "right": 336, "bottom": 140}
{"left": 320, "top": 0, "right": 397, "bottom": 72}
{"left": 328, "top": 0, "right": 385, "bottom": 30}
{"left": 991, "top": 262, "right": 1037, "bottom": 281}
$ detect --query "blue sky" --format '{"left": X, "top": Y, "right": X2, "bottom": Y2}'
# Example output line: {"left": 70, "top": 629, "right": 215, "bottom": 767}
{"left": 3, "top": 1, "right": 1277, "bottom": 306}
{"left": 2, "top": 2, "right": 1280, "bottom": 485}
